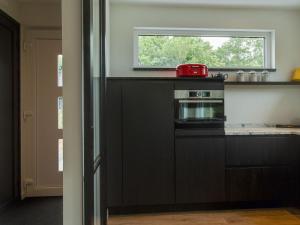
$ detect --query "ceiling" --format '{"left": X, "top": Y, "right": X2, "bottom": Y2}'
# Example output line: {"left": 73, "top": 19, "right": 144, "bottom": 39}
{"left": 110, "top": 0, "right": 300, "bottom": 8}
{"left": 17, "top": 0, "right": 60, "bottom": 3}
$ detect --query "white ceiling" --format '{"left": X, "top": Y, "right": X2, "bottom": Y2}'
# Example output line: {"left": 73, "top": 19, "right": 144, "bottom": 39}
{"left": 17, "top": 0, "right": 60, "bottom": 3}
{"left": 110, "top": 0, "right": 300, "bottom": 8}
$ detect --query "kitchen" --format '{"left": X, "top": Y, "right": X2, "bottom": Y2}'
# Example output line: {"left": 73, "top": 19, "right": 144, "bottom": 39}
{"left": 104, "top": 0, "right": 300, "bottom": 224}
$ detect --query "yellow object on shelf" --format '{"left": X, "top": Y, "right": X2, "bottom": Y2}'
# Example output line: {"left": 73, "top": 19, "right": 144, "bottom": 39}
{"left": 292, "top": 68, "right": 300, "bottom": 81}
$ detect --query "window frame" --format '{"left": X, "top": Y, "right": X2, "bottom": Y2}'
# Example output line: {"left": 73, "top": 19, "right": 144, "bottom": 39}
{"left": 133, "top": 27, "right": 276, "bottom": 71}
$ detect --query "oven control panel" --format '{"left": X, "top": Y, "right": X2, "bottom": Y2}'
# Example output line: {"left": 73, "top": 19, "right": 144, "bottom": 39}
{"left": 189, "top": 91, "right": 201, "bottom": 98}
{"left": 175, "top": 90, "right": 224, "bottom": 99}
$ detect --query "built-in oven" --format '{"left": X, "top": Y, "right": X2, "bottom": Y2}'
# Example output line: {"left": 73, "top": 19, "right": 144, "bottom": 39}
{"left": 175, "top": 90, "right": 226, "bottom": 129}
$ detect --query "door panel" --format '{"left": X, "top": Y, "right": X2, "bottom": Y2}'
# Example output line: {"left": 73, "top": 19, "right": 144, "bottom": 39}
{"left": 22, "top": 30, "right": 63, "bottom": 197}
{"left": 36, "top": 39, "right": 63, "bottom": 187}
{"left": 226, "top": 167, "right": 297, "bottom": 202}
{"left": 176, "top": 136, "right": 225, "bottom": 203}
{"left": 262, "top": 167, "right": 292, "bottom": 201}
{"left": 122, "top": 81, "right": 174, "bottom": 206}
{"left": 226, "top": 168, "right": 263, "bottom": 202}
{"left": 0, "top": 25, "right": 13, "bottom": 206}
{"left": 0, "top": 12, "right": 20, "bottom": 207}
{"left": 83, "top": 0, "right": 106, "bottom": 224}
{"left": 226, "top": 136, "right": 294, "bottom": 166}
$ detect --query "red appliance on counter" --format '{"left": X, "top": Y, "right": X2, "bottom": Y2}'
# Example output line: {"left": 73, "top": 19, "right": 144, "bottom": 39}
{"left": 176, "top": 64, "right": 208, "bottom": 77}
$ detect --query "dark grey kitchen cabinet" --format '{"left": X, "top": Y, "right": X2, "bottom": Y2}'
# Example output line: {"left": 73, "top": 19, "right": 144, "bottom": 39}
{"left": 106, "top": 78, "right": 300, "bottom": 211}
{"left": 262, "top": 166, "right": 296, "bottom": 201}
{"left": 122, "top": 81, "right": 175, "bottom": 206}
{"left": 106, "top": 80, "right": 123, "bottom": 207}
{"left": 176, "top": 136, "right": 226, "bottom": 204}
{"left": 226, "top": 136, "right": 300, "bottom": 203}
{"left": 226, "top": 136, "right": 296, "bottom": 167}
{"left": 227, "top": 167, "right": 297, "bottom": 202}
{"left": 226, "top": 168, "right": 263, "bottom": 202}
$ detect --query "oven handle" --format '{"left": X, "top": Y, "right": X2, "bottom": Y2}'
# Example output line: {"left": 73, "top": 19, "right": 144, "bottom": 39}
{"left": 178, "top": 99, "right": 223, "bottom": 103}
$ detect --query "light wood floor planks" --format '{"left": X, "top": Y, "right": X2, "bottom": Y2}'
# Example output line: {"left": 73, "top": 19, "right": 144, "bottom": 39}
{"left": 109, "top": 208, "right": 300, "bottom": 225}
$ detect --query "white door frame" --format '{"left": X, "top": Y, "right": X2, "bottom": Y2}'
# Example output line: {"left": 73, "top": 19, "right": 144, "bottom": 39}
{"left": 21, "top": 28, "right": 63, "bottom": 198}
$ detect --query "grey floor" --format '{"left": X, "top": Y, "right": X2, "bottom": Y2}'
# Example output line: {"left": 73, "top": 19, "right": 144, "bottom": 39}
{"left": 0, "top": 197, "right": 62, "bottom": 225}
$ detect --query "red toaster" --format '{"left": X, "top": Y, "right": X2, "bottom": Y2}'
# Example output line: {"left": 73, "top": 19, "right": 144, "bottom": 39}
{"left": 176, "top": 64, "right": 208, "bottom": 77}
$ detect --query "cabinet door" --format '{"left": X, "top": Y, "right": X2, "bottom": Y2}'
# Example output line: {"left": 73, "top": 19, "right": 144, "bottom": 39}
{"left": 122, "top": 81, "right": 174, "bottom": 206}
{"left": 226, "top": 168, "right": 263, "bottom": 202}
{"left": 262, "top": 167, "right": 293, "bottom": 201}
{"left": 227, "top": 167, "right": 297, "bottom": 202}
{"left": 176, "top": 137, "right": 225, "bottom": 204}
{"left": 226, "top": 136, "right": 294, "bottom": 167}
{"left": 106, "top": 81, "right": 123, "bottom": 207}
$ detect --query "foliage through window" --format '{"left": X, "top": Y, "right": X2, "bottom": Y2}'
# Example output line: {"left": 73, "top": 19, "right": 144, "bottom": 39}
{"left": 134, "top": 28, "right": 275, "bottom": 69}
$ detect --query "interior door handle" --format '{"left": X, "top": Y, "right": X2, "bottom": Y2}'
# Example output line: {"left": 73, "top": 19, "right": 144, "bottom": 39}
{"left": 93, "top": 154, "right": 102, "bottom": 173}
{"left": 23, "top": 111, "right": 33, "bottom": 121}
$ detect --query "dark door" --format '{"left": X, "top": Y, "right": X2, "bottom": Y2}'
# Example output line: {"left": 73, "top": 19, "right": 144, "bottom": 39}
{"left": 0, "top": 10, "right": 20, "bottom": 208}
{"left": 176, "top": 136, "right": 225, "bottom": 203}
{"left": 83, "top": 0, "right": 106, "bottom": 225}
{"left": 122, "top": 81, "right": 175, "bottom": 206}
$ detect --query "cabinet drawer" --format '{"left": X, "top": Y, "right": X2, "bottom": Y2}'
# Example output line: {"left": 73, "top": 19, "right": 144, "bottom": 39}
{"left": 262, "top": 167, "right": 297, "bottom": 201}
{"left": 226, "top": 168, "right": 263, "bottom": 202}
{"left": 226, "top": 167, "right": 298, "bottom": 202}
{"left": 226, "top": 136, "right": 295, "bottom": 166}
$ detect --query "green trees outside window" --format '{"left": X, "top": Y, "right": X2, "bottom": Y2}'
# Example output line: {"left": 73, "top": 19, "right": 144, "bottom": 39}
{"left": 138, "top": 36, "right": 264, "bottom": 68}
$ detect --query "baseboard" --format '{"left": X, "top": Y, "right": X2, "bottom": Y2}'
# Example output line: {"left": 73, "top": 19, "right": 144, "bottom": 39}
{"left": 23, "top": 186, "right": 63, "bottom": 198}
{"left": 109, "top": 201, "right": 295, "bottom": 215}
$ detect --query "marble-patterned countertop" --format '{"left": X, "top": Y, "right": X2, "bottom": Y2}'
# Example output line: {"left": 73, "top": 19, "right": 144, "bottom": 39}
{"left": 225, "top": 124, "right": 300, "bottom": 135}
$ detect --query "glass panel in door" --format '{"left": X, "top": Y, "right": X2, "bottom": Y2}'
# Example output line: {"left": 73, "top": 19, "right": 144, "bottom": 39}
{"left": 83, "top": 0, "right": 106, "bottom": 225}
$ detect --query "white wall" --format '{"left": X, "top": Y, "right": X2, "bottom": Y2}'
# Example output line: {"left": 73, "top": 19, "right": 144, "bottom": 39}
{"left": 20, "top": 2, "right": 61, "bottom": 27}
{"left": 225, "top": 86, "right": 300, "bottom": 124}
{"left": 62, "top": 0, "right": 82, "bottom": 224}
{"left": 106, "top": 0, "right": 111, "bottom": 76}
{"left": 110, "top": 3, "right": 300, "bottom": 124}
{"left": 0, "top": 0, "right": 19, "bottom": 20}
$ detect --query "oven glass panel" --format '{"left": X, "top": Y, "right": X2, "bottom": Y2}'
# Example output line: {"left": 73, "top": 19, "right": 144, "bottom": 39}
{"left": 177, "top": 101, "right": 224, "bottom": 121}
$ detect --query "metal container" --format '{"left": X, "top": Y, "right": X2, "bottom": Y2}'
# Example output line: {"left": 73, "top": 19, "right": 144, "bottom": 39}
{"left": 249, "top": 71, "right": 258, "bottom": 82}
{"left": 261, "top": 70, "right": 270, "bottom": 82}
{"left": 236, "top": 70, "right": 246, "bottom": 82}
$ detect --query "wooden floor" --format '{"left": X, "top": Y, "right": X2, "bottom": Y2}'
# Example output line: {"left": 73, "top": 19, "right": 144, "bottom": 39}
{"left": 109, "top": 208, "right": 300, "bottom": 225}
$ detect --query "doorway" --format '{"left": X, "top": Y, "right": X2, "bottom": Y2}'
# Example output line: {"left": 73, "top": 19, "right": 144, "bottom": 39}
{"left": 21, "top": 29, "right": 63, "bottom": 197}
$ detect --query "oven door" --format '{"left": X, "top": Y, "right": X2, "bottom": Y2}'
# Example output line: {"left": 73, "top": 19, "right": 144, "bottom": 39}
{"left": 175, "top": 99, "right": 225, "bottom": 123}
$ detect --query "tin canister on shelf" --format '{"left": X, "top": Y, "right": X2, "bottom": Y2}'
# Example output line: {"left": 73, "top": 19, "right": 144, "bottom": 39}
{"left": 249, "top": 71, "right": 258, "bottom": 82}
{"left": 236, "top": 70, "right": 246, "bottom": 82}
{"left": 261, "top": 70, "right": 270, "bottom": 82}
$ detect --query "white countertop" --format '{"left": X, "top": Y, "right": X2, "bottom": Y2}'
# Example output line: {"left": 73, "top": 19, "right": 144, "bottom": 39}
{"left": 225, "top": 127, "right": 300, "bottom": 135}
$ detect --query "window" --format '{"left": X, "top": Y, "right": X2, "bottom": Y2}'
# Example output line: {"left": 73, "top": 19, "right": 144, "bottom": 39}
{"left": 57, "top": 55, "right": 63, "bottom": 172}
{"left": 58, "top": 139, "right": 63, "bottom": 172}
{"left": 57, "top": 54, "right": 63, "bottom": 87}
{"left": 57, "top": 96, "right": 63, "bottom": 130}
{"left": 133, "top": 28, "right": 275, "bottom": 70}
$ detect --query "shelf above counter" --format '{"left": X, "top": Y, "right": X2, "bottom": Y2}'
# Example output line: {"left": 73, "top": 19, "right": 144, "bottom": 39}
{"left": 225, "top": 81, "right": 300, "bottom": 85}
